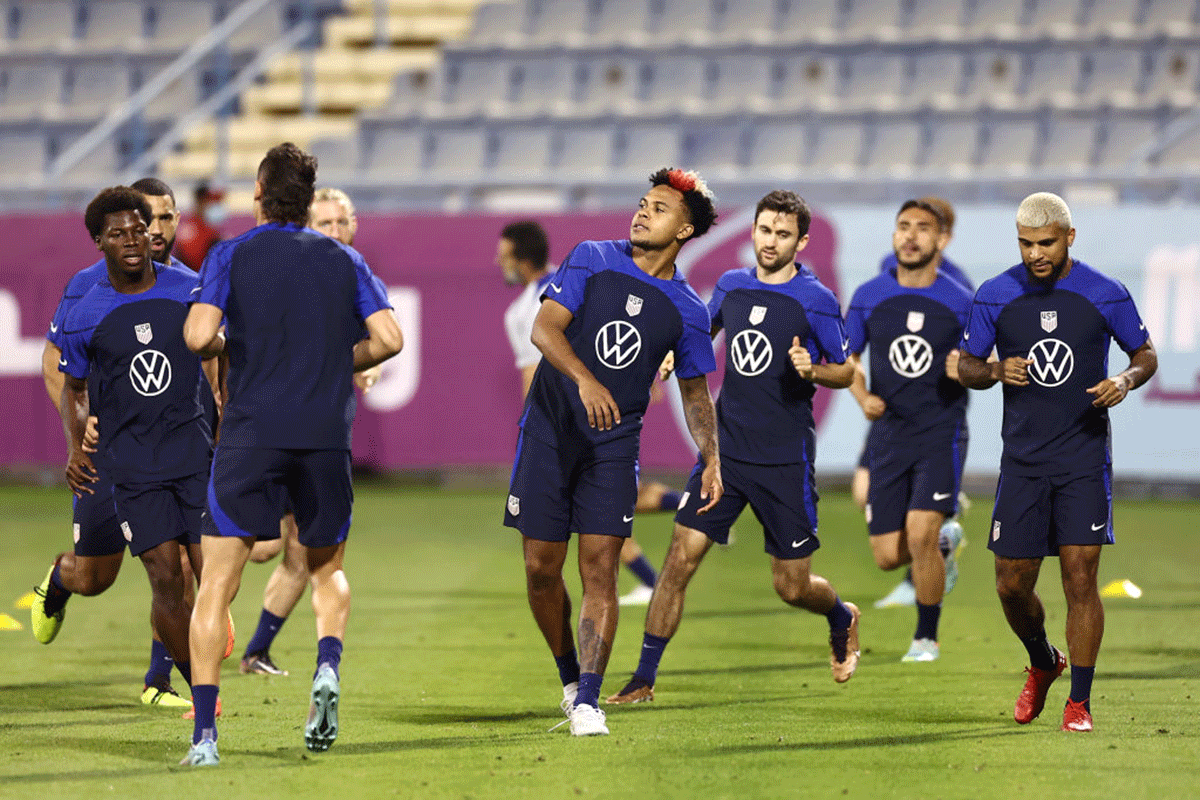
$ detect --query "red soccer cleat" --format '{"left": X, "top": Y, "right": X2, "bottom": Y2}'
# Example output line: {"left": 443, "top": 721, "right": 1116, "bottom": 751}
{"left": 1061, "top": 699, "right": 1093, "bottom": 732}
{"left": 1014, "top": 647, "right": 1067, "bottom": 724}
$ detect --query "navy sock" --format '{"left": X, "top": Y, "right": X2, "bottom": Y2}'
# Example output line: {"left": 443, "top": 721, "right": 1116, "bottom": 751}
{"left": 903, "top": 566, "right": 913, "bottom": 584}
{"left": 243, "top": 609, "right": 287, "bottom": 659}
{"left": 575, "top": 672, "right": 603, "bottom": 708}
{"left": 1069, "top": 665, "right": 1094, "bottom": 709}
{"left": 1021, "top": 631, "right": 1058, "bottom": 671}
{"left": 555, "top": 650, "right": 580, "bottom": 687}
{"left": 43, "top": 561, "right": 71, "bottom": 616}
{"left": 191, "top": 684, "right": 219, "bottom": 744}
{"left": 659, "top": 490, "right": 683, "bottom": 512}
{"left": 145, "top": 639, "right": 174, "bottom": 687}
{"left": 915, "top": 602, "right": 941, "bottom": 641}
{"left": 634, "top": 632, "right": 670, "bottom": 685}
{"left": 825, "top": 597, "right": 853, "bottom": 631}
{"left": 625, "top": 555, "right": 658, "bottom": 588}
{"left": 175, "top": 660, "right": 192, "bottom": 689}
{"left": 316, "top": 636, "right": 343, "bottom": 679}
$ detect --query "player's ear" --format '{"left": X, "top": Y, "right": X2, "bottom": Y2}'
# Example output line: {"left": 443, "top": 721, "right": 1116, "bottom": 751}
{"left": 1065, "top": 228, "right": 1076, "bottom": 247}
{"left": 794, "top": 233, "right": 811, "bottom": 255}
{"left": 676, "top": 223, "right": 694, "bottom": 242}
{"left": 93, "top": 235, "right": 103, "bottom": 252}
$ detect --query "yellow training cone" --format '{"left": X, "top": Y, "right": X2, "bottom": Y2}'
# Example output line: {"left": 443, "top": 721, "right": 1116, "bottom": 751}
{"left": 14, "top": 591, "right": 36, "bottom": 610}
{"left": 0, "top": 613, "right": 24, "bottom": 631}
{"left": 1100, "top": 579, "right": 1143, "bottom": 599}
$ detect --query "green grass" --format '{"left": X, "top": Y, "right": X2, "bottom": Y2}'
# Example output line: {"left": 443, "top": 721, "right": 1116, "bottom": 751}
{"left": 0, "top": 484, "right": 1196, "bottom": 799}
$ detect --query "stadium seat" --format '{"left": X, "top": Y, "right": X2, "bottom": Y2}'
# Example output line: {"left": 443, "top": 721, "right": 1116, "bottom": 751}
{"left": 1081, "top": 49, "right": 1146, "bottom": 109}
{"left": 150, "top": 1, "right": 216, "bottom": 52}
{"left": 685, "top": 123, "right": 743, "bottom": 178}
{"left": 427, "top": 127, "right": 489, "bottom": 178}
{"left": 574, "top": 56, "right": 640, "bottom": 116}
{"left": 616, "top": 123, "right": 680, "bottom": 176}
{"left": 923, "top": 118, "right": 979, "bottom": 175}
{"left": 1153, "top": 123, "right": 1200, "bottom": 170}
{"left": 509, "top": 58, "right": 578, "bottom": 118}
{"left": 309, "top": 135, "right": 361, "bottom": 179}
{"left": 526, "top": 0, "right": 591, "bottom": 47}
{"left": 777, "top": 0, "right": 839, "bottom": 43}
{"left": 1041, "top": 115, "right": 1097, "bottom": 174}
{"left": 746, "top": 119, "right": 806, "bottom": 176}
{"left": 1022, "top": 50, "right": 1084, "bottom": 109}
{"left": 59, "top": 136, "right": 122, "bottom": 186}
{"left": 650, "top": 0, "right": 716, "bottom": 46}
{"left": 590, "top": 0, "right": 653, "bottom": 47}
{"left": 379, "top": 68, "right": 437, "bottom": 117}
{"left": 842, "top": 54, "right": 908, "bottom": 112}
{"left": 1143, "top": 49, "right": 1200, "bottom": 108}
{"left": 710, "top": 0, "right": 780, "bottom": 45}
{"left": 1096, "top": 116, "right": 1158, "bottom": 168}
{"left": 639, "top": 55, "right": 709, "bottom": 115}
{"left": 64, "top": 63, "right": 134, "bottom": 121}
{"left": 903, "top": 0, "right": 967, "bottom": 42}
{"left": 79, "top": 1, "right": 147, "bottom": 52}
{"left": 776, "top": 54, "right": 839, "bottom": 113}
{"left": 908, "top": 51, "right": 966, "bottom": 110}
{"left": 963, "top": 50, "right": 1022, "bottom": 110}
{"left": 490, "top": 123, "right": 554, "bottom": 177}
{"left": 840, "top": 0, "right": 903, "bottom": 43}
{"left": 1081, "top": 0, "right": 1142, "bottom": 39}
{"left": 141, "top": 73, "right": 203, "bottom": 121}
{"left": 965, "top": 0, "right": 1023, "bottom": 40}
{"left": 11, "top": 0, "right": 77, "bottom": 51}
{"left": 226, "top": 3, "right": 284, "bottom": 52}
{"left": 0, "top": 63, "right": 66, "bottom": 121}
{"left": 1027, "top": 0, "right": 1084, "bottom": 40}
{"left": 462, "top": 0, "right": 527, "bottom": 48}
{"left": 708, "top": 54, "right": 774, "bottom": 114}
{"left": 807, "top": 120, "right": 866, "bottom": 176}
{"left": 433, "top": 58, "right": 513, "bottom": 118}
{"left": 0, "top": 131, "right": 48, "bottom": 184}
{"left": 1140, "top": 0, "right": 1198, "bottom": 38}
{"left": 980, "top": 119, "right": 1040, "bottom": 175}
{"left": 363, "top": 126, "right": 425, "bottom": 178}
{"left": 556, "top": 124, "right": 615, "bottom": 176}
{"left": 864, "top": 120, "right": 923, "bottom": 175}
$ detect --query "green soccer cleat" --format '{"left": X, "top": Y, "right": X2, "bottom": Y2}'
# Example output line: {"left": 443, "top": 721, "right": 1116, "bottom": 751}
{"left": 305, "top": 664, "right": 340, "bottom": 752}
{"left": 142, "top": 683, "right": 193, "bottom": 708}
{"left": 30, "top": 561, "right": 66, "bottom": 644}
{"left": 180, "top": 738, "right": 219, "bottom": 766}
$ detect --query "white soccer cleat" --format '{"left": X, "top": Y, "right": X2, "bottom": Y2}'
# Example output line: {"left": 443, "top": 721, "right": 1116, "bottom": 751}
{"left": 567, "top": 703, "right": 609, "bottom": 736}
{"left": 618, "top": 584, "right": 654, "bottom": 606}
{"left": 901, "top": 638, "right": 940, "bottom": 662}
{"left": 940, "top": 519, "right": 965, "bottom": 595}
{"left": 560, "top": 681, "right": 579, "bottom": 716}
{"left": 874, "top": 578, "right": 916, "bottom": 609}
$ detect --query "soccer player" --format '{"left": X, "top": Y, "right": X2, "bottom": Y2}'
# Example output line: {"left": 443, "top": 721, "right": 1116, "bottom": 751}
{"left": 238, "top": 185, "right": 379, "bottom": 677}
{"left": 498, "top": 220, "right": 679, "bottom": 608}
{"left": 607, "top": 190, "right": 859, "bottom": 705}
{"left": 181, "top": 144, "right": 402, "bottom": 765}
{"left": 504, "top": 168, "right": 722, "bottom": 736}
{"left": 38, "top": 187, "right": 216, "bottom": 713}
{"left": 844, "top": 199, "right": 973, "bottom": 662}
{"left": 957, "top": 192, "right": 1157, "bottom": 732}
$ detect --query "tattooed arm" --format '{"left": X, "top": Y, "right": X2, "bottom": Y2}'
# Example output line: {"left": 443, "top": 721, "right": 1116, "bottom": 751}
{"left": 677, "top": 374, "right": 723, "bottom": 514}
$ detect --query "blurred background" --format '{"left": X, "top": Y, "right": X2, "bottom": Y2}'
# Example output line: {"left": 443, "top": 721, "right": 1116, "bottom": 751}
{"left": 1, "top": 0, "right": 1197, "bottom": 493}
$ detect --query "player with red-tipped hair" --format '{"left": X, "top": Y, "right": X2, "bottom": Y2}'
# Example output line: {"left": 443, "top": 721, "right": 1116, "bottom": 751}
{"left": 503, "top": 168, "right": 722, "bottom": 736}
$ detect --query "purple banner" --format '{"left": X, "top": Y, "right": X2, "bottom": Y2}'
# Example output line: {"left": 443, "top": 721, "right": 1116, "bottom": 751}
{"left": 0, "top": 208, "right": 837, "bottom": 471}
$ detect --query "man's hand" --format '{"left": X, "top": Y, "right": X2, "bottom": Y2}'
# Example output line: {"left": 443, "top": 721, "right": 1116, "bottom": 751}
{"left": 860, "top": 393, "right": 886, "bottom": 421}
{"left": 1087, "top": 374, "right": 1131, "bottom": 407}
{"left": 657, "top": 351, "right": 675, "bottom": 382}
{"left": 789, "top": 336, "right": 814, "bottom": 380}
{"left": 65, "top": 448, "right": 98, "bottom": 497}
{"left": 945, "top": 348, "right": 961, "bottom": 382}
{"left": 579, "top": 377, "right": 621, "bottom": 430}
{"left": 82, "top": 415, "right": 99, "bottom": 453}
{"left": 355, "top": 364, "right": 383, "bottom": 392}
{"left": 695, "top": 459, "right": 723, "bottom": 515}
{"left": 995, "top": 356, "right": 1032, "bottom": 386}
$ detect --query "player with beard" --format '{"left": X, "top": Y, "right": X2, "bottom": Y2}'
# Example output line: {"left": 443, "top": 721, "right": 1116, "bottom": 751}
{"left": 957, "top": 192, "right": 1156, "bottom": 732}
{"left": 607, "top": 190, "right": 859, "bottom": 706}
{"left": 843, "top": 200, "right": 973, "bottom": 663}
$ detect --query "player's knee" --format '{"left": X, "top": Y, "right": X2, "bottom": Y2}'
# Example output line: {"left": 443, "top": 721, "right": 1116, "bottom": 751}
{"left": 773, "top": 577, "right": 810, "bottom": 606}
{"left": 873, "top": 550, "right": 902, "bottom": 570}
{"left": 73, "top": 570, "right": 117, "bottom": 596}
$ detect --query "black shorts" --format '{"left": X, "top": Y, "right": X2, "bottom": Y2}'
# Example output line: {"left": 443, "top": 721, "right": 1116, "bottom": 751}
{"left": 866, "top": 427, "right": 966, "bottom": 536}
{"left": 114, "top": 472, "right": 207, "bottom": 558}
{"left": 71, "top": 469, "right": 125, "bottom": 557}
{"left": 988, "top": 468, "right": 1114, "bottom": 559}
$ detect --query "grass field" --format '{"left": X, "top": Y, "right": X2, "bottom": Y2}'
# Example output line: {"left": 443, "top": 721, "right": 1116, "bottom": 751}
{"left": 0, "top": 483, "right": 1196, "bottom": 800}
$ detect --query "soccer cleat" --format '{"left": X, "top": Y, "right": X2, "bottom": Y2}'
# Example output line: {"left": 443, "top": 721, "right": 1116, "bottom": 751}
{"left": 182, "top": 696, "right": 222, "bottom": 720}
{"left": 940, "top": 519, "right": 965, "bottom": 595}
{"left": 829, "top": 602, "right": 861, "bottom": 683}
{"left": 1014, "top": 647, "right": 1067, "bottom": 724}
{"left": 142, "top": 683, "right": 193, "bottom": 708}
{"left": 224, "top": 610, "right": 236, "bottom": 660}
{"left": 617, "top": 584, "right": 654, "bottom": 607}
{"left": 305, "top": 664, "right": 340, "bottom": 752}
{"left": 179, "top": 738, "right": 219, "bottom": 766}
{"left": 874, "top": 578, "right": 916, "bottom": 609}
{"left": 901, "top": 638, "right": 940, "bottom": 663}
{"left": 1061, "top": 699, "right": 1093, "bottom": 732}
{"left": 30, "top": 561, "right": 66, "bottom": 644}
{"left": 240, "top": 651, "right": 289, "bottom": 676}
{"left": 606, "top": 676, "right": 654, "bottom": 704}
{"left": 567, "top": 703, "right": 609, "bottom": 736}
{"left": 560, "top": 681, "right": 579, "bottom": 716}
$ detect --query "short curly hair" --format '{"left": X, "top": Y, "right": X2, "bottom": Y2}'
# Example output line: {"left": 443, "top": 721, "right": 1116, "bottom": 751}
{"left": 84, "top": 186, "right": 152, "bottom": 240}
{"left": 648, "top": 167, "right": 717, "bottom": 241}
{"left": 258, "top": 142, "right": 317, "bottom": 225}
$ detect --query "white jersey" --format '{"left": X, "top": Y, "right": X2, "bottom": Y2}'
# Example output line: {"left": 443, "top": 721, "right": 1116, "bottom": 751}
{"left": 504, "top": 272, "right": 555, "bottom": 369}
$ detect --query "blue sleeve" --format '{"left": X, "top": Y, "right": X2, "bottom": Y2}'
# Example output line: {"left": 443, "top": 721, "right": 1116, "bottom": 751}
{"left": 353, "top": 254, "right": 392, "bottom": 321}
{"left": 47, "top": 287, "right": 74, "bottom": 347}
{"left": 197, "top": 240, "right": 233, "bottom": 311}
{"left": 1102, "top": 283, "right": 1149, "bottom": 354}
{"left": 961, "top": 292, "right": 998, "bottom": 358}
{"left": 541, "top": 243, "right": 589, "bottom": 315}
{"left": 809, "top": 293, "right": 848, "bottom": 364}
{"left": 673, "top": 316, "right": 716, "bottom": 380}
{"left": 844, "top": 287, "right": 869, "bottom": 355}
{"left": 58, "top": 317, "right": 91, "bottom": 381}
{"left": 707, "top": 283, "right": 727, "bottom": 331}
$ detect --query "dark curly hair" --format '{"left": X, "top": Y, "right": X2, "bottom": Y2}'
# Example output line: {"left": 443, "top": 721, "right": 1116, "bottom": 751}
{"left": 258, "top": 142, "right": 317, "bottom": 225}
{"left": 755, "top": 190, "right": 811, "bottom": 238}
{"left": 898, "top": 198, "right": 949, "bottom": 232}
{"left": 130, "top": 177, "right": 175, "bottom": 204}
{"left": 649, "top": 167, "right": 717, "bottom": 241}
{"left": 84, "top": 186, "right": 152, "bottom": 239}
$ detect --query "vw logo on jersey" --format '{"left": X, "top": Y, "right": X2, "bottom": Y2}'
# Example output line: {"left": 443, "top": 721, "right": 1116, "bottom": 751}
{"left": 129, "top": 349, "right": 173, "bottom": 396}
{"left": 625, "top": 294, "right": 643, "bottom": 317}
{"left": 1041, "top": 310, "right": 1058, "bottom": 333}
{"left": 729, "top": 329, "right": 773, "bottom": 376}
{"left": 134, "top": 322, "right": 153, "bottom": 344}
{"left": 1026, "top": 338, "right": 1074, "bottom": 387}
{"left": 748, "top": 305, "right": 767, "bottom": 326}
{"left": 888, "top": 334, "right": 933, "bottom": 378}
{"left": 595, "top": 320, "right": 642, "bottom": 369}
{"left": 906, "top": 311, "right": 925, "bottom": 332}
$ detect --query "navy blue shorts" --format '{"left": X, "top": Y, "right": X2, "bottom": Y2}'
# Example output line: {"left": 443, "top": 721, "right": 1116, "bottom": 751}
{"left": 503, "top": 431, "right": 637, "bottom": 541}
{"left": 866, "top": 427, "right": 966, "bottom": 536}
{"left": 71, "top": 468, "right": 125, "bottom": 557}
{"left": 675, "top": 457, "right": 819, "bottom": 560}
{"left": 113, "top": 471, "right": 207, "bottom": 558}
{"left": 988, "top": 469, "right": 1114, "bottom": 559}
{"left": 207, "top": 447, "right": 352, "bottom": 549}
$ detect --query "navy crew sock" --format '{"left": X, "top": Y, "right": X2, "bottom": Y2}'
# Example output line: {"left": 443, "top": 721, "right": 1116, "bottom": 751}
{"left": 575, "top": 672, "right": 603, "bottom": 708}
{"left": 316, "top": 636, "right": 343, "bottom": 679}
{"left": 826, "top": 598, "right": 853, "bottom": 631}
{"left": 191, "top": 685, "right": 219, "bottom": 744}
{"left": 634, "top": 632, "right": 670, "bottom": 685}
{"left": 1021, "top": 631, "right": 1058, "bottom": 671}
{"left": 625, "top": 555, "right": 658, "bottom": 589}
{"left": 555, "top": 650, "right": 581, "bottom": 687}
{"left": 1069, "top": 665, "right": 1094, "bottom": 711}
{"left": 145, "top": 639, "right": 174, "bottom": 687}
{"left": 914, "top": 602, "right": 941, "bottom": 641}
{"left": 243, "top": 609, "right": 287, "bottom": 659}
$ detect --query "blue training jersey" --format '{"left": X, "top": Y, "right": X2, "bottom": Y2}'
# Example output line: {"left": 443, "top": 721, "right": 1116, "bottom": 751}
{"left": 709, "top": 265, "right": 847, "bottom": 465}
{"left": 59, "top": 264, "right": 212, "bottom": 484}
{"left": 880, "top": 252, "right": 974, "bottom": 292}
{"left": 846, "top": 269, "right": 973, "bottom": 443}
{"left": 197, "top": 222, "right": 391, "bottom": 451}
{"left": 521, "top": 239, "right": 714, "bottom": 452}
{"left": 960, "top": 259, "right": 1148, "bottom": 476}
